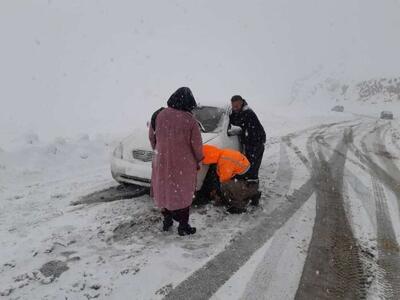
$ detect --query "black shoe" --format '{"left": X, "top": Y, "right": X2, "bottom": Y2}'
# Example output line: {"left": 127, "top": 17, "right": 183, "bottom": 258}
{"left": 227, "top": 207, "right": 247, "bottom": 214}
{"left": 192, "top": 194, "right": 210, "bottom": 206}
{"left": 178, "top": 224, "right": 196, "bottom": 236}
{"left": 163, "top": 217, "right": 173, "bottom": 232}
{"left": 250, "top": 191, "right": 262, "bottom": 206}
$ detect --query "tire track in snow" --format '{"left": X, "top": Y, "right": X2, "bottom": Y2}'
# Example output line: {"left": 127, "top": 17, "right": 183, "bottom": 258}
{"left": 344, "top": 120, "right": 400, "bottom": 298}
{"left": 313, "top": 123, "right": 368, "bottom": 172}
{"left": 371, "top": 176, "right": 400, "bottom": 299}
{"left": 361, "top": 122, "right": 400, "bottom": 298}
{"left": 282, "top": 120, "right": 362, "bottom": 174}
{"left": 239, "top": 194, "right": 316, "bottom": 300}
{"left": 372, "top": 124, "right": 400, "bottom": 182}
{"left": 235, "top": 131, "right": 319, "bottom": 299}
{"left": 293, "top": 127, "right": 379, "bottom": 237}
{"left": 165, "top": 120, "right": 365, "bottom": 300}
{"left": 391, "top": 129, "right": 400, "bottom": 152}
{"left": 344, "top": 169, "right": 377, "bottom": 231}
{"left": 349, "top": 124, "right": 400, "bottom": 208}
{"left": 164, "top": 142, "right": 309, "bottom": 300}
{"left": 282, "top": 135, "right": 312, "bottom": 173}
{"left": 295, "top": 128, "right": 367, "bottom": 300}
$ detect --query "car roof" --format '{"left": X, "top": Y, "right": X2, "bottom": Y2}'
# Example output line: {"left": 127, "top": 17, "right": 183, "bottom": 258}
{"left": 195, "top": 104, "right": 230, "bottom": 113}
{"left": 196, "top": 104, "right": 228, "bottom": 109}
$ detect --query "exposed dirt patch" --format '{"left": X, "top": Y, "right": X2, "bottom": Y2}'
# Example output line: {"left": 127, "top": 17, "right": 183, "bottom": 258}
{"left": 375, "top": 148, "right": 398, "bottom": 160}
{"left": 73, "top": 184, "right": 149, "bottom": 205}
{"left": 111, "top": 211, "right": 162, "bottom": 242}
{"left": 156, "top": 283, "right": 173, "bottom": 296}
{"left": 39, "top": 260, "right": 69, "bottom": 278}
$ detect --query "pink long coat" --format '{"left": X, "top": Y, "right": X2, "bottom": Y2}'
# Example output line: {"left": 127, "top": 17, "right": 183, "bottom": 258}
{"left": 149, "top": 107, "right": 203, "bottom": 211}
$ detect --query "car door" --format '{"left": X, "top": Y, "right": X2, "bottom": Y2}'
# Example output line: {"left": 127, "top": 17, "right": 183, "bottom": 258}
{"left": 220, "top": 111, "right": 241, "bottom": 151}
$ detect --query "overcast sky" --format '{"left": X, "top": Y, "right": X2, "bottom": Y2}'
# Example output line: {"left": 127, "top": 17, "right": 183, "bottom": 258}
{"left": 1, "top": 0, "right": 400, "bottom": 142}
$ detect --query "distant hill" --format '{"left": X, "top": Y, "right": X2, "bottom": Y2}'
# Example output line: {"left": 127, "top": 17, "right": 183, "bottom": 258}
{"left": 291, "top": 71, "right": 400, "bottom": 105}
{"left": 354, "top": 77, "right": 400, "bottom": 103}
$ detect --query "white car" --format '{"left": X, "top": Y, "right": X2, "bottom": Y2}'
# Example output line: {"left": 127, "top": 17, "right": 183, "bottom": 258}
{"left": 111, "top": 105, "right": 242, "bottom": 190}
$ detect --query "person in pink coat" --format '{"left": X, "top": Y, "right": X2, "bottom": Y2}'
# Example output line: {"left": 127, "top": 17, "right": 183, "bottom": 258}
{"left": 149, "top": 87, "right": 203, "bottom": 236}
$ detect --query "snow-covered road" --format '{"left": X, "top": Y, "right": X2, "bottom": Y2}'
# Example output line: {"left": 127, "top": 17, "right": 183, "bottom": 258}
{"left": 166, "top": 117, "right": 400, "bottom": 300}
{"left": 1, "top": 115, "right": 400, "bottom": 299}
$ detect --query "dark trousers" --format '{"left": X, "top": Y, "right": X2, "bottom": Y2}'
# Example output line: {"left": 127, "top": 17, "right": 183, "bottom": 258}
{"left": 162, "top": 207, "right": 190, "bottom": 226}
{"left": 241, "top": 144, "right": 265, "bottom": 180}
{"left": 195, "top": 165, "right": 221, "bottom": 204}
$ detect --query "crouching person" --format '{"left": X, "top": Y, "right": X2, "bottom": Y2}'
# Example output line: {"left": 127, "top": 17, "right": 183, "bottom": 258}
{"left": 221, "top": 180, "right": 259, "bottom": 214}
{"left": 202, "top": 145, "right": 260, "bottom": 214}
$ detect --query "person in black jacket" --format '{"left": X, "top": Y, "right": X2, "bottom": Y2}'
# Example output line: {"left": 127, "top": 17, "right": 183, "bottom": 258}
{"left": 229, "top": 95, "right": 265, "bottom": 204}
{"left": 149, "top": 107, "right": 164, "bottom": 148}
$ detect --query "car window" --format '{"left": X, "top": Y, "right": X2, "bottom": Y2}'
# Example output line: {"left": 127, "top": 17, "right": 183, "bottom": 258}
{"left": 193, "top": 106, "right": 225, "bottom": 133}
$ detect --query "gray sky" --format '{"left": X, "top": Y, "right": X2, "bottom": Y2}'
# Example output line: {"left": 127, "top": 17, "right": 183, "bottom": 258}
{"left": 1, "top": 0, "right": 400, "bottom": 141}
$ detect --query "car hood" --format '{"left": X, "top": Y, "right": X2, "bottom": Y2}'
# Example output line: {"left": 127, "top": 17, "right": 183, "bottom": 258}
{"left": 202, "top": 132, "right": 220, "bottom": 144}
{"left": 122, "top": 131, "right": 219, "bottom": 151}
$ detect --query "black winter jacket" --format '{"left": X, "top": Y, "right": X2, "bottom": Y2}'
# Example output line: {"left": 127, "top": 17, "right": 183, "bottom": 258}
{"left": 229, "top": 102, "right": 266, "bottom": 147}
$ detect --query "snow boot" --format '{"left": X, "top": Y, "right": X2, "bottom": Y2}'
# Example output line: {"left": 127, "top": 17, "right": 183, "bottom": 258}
{"left": 178, "top": 224, "right": 196, "bottom": 236}
{"left": 162, "top": 215, "right": 173, "bottom": 232}
{"left": 227, "top": 206, "right": 247, "bottom": 214}
{"left": 250, "top": 191, "right": 262, "bottom": 206}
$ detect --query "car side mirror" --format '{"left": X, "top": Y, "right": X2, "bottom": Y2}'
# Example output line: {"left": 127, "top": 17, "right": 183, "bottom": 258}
{"left": 228, "top": 125, "right": 242, "bottom": 136}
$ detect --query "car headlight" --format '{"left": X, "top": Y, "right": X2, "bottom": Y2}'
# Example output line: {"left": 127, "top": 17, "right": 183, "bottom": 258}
{"left": 113, "top": 143, "right": 123, "bottom": 159}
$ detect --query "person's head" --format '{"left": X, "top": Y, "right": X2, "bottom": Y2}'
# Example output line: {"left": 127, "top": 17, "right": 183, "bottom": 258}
{"left": 167, "top": 87, "right": 197, "bottom": 112}
{"left": 231, "top": 95, "right": 245, "bottom": 113}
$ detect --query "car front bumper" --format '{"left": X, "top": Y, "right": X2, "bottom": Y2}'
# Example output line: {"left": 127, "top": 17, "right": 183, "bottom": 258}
{"left": 111, "top": 157, "right": 152, "bottom": 187}
{"left": 110, "top": 156, "right": 209, "bottom": 191}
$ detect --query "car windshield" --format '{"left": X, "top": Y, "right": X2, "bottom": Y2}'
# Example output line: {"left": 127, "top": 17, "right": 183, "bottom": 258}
{"left": 193, "top": 106, "right": 225, "bottom": 133}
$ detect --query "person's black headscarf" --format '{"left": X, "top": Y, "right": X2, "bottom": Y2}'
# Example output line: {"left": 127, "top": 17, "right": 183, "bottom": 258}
{"left": 167, "top": 87, "right": 197, "bottom": 112}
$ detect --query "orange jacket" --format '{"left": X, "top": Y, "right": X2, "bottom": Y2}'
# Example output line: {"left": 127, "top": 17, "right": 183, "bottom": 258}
{"left": 202, "top": 145, "right": 250, "bottom": 183}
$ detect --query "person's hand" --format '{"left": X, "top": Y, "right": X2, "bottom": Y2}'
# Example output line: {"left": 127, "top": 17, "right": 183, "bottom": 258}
{"left": 197, "top": 163, "right": 202, "bottom": 170}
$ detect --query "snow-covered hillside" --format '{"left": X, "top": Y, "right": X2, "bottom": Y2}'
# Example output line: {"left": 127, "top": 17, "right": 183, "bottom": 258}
{"left": 290, "top": 66, "right": 400, "bottom": 115}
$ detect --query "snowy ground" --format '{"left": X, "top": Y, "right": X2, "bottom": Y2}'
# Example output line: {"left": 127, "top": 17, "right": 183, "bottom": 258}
{"left": 2, "top": 1, "right": 400, "bottom": 298}
{"left": 1, "top": 105, "right": 400, "bottom": 299}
